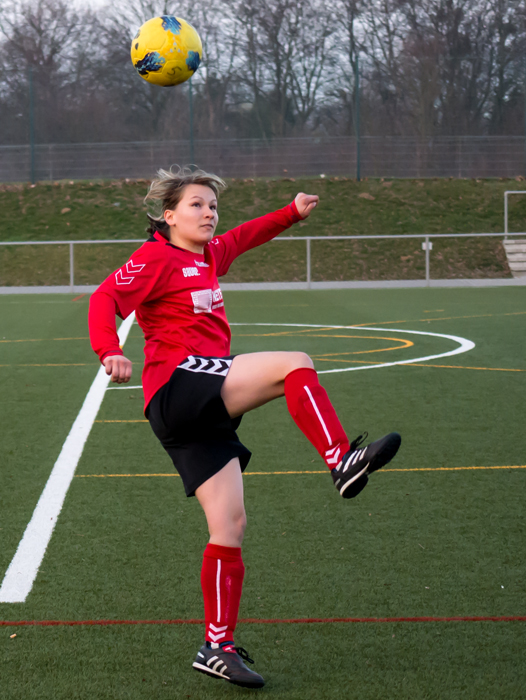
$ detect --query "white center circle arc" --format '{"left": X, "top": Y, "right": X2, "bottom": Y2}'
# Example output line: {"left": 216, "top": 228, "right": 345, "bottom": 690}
{"left": 230, "top": 323, "right": 475, "bottom": 374}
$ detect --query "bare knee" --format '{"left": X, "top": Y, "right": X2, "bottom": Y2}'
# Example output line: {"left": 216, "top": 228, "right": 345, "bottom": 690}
{"left": 234, "top": 511, "right": 247, "bottom": 544}
{"left": 286, "top": 351, "right": 314, "bottom": 373}
{"left": 229, "top": 509, "right": 247, "bottom": 543}
{"left": 209, "top": 509, "right": 247, "bottom": 548}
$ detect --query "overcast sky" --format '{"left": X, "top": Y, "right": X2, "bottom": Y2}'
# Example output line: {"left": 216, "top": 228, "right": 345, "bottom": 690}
{"left": 74, "top": 0, "right": 108, "bottom": 7}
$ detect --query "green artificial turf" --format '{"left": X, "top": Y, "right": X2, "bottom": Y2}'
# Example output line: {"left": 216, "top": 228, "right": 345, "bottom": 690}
{"left": 1, "top": 288, "right": 526, "bottom": 699}
{"left": 1, "top": 177, "right": 525, "bottom": 284}
{"left": 4, "top": 623, "right": 526, "bottom": 700}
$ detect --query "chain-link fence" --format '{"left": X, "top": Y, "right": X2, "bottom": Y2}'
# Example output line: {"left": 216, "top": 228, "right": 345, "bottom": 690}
{"left": 1, "top": 135, "right": 525, "bottom": 183}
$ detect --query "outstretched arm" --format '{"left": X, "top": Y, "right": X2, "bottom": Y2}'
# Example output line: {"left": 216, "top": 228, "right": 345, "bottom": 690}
{"left": 294, "top": 192, "right": 319, "bottom": 219}
{"left": 211, "top": 192, "right": 320, "bottom": 276}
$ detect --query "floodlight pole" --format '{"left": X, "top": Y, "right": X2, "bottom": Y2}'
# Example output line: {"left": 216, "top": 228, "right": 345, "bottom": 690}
{"left": 355, "top": 55, "right": 361, "bottom": 182}
{"left": 29, "top": 67, "right": 36, "bottom": 184}
{"left": 189, "top": 77, "right": 195, "bottom": 167}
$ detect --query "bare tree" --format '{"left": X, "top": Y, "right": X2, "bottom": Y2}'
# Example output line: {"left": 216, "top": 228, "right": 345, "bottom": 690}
{"left": 232, "top": 0, "right": 338, "bottom": 137}
{"left": 0, "top": 0, "right": 525, "bottom": 146}
{"left": 0, "top": 0, "right": 97, "bottom": 142}
{"left": 485, "top": 0, "right": 526, "bottom": 134}
{"left": 330, "top": 0, "right": 363, "bottom": 135}
{"left": 181, "top": 0, "right": 242, "bottom": 138}
{"left": 289, "top": 0, "right": 338, "bottom": 131}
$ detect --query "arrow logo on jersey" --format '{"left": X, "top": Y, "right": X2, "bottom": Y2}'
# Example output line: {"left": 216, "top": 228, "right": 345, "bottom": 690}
{"left": 115, "top": 259, "right": 146, "bottom": 285}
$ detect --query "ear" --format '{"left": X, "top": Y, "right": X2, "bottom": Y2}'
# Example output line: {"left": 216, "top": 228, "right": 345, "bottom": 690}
{"left": 164, "top": 209, "right": 175, "bottom": 226}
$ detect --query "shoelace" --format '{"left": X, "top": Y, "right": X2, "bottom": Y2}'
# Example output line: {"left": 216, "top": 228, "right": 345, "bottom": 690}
{"left": 234, "top": 647, "right": 255, "bottom": 664}
{"left": 349, "top": 431, "right": 368, "bottom": 452}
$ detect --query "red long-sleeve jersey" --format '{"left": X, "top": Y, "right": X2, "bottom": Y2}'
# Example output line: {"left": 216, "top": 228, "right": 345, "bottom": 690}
{"left": 89, "top": 201, "right": 301, "bottom": 410}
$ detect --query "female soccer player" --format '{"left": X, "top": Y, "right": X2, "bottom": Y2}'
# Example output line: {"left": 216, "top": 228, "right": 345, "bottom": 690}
{"left": 89, "top": 167, "right": 401, "bottom": 689}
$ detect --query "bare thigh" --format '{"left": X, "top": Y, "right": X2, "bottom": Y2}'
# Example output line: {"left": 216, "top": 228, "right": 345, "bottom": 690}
{"left": 195, "top": 457, "right": 246, "bottom": 547}
{"left": 221, "top": 351, "right": 313, "bottom": 418}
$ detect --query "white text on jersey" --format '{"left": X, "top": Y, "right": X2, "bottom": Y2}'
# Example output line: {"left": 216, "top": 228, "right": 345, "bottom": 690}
{"left": 183, "top": 266, "right": 200, "bottom": 278}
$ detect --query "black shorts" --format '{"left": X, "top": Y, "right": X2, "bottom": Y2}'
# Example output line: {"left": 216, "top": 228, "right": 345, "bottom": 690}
{"left": 146, "top": 355, "right": 251, "bottom": 497}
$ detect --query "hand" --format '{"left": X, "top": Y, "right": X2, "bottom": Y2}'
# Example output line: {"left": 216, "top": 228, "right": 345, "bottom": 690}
{"left": 103, "top": 355, "right": 132, "bottom": 384}
{"left": 294, "top": 192, "right": 319, "bottom": 219}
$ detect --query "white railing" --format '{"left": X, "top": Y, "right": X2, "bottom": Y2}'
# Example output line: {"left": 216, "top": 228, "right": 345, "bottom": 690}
{"left": 504, "top": 190, "right": 526, "bottom": 240}
{"left": 1, "top": 232, "right": 525, "bottom": 290}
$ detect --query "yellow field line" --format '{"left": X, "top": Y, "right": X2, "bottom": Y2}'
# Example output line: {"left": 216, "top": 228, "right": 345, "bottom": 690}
{"left": 311, "top": 358, "right": 526, "bottom": 371}
{"left": 406, "top": 363, "right": 526, "bottom": 372}
{"left": 95, "top": 419, "right": 148, "bottom": 423}
{"left": 353, "top": 314, "right": 495, "bottom": 326}
{"left": 282, "top": 309, "right": 526, "bottom": 328}
{"left": 76, "top": 473, "right": 181, "bottom": 477}
{"left": 3, "top": 361, "right": 519, "bottom": 373}
{"left": 0, "top": 337, "right": 89, "bottom": 343}
{"left": 387, "top": 465, "right": 526, "bottom": 471}
{"left": 0, "top": 363, "right": 95, "bottom": 367}
{"left": 2, "top": 310, "right": 524, "bottom": 345}
{"left": 234, "top": 333, "right": 414, "bottom": 354}
{"left": 234, "top": 327, "right": 335, "bottom": 338}
{"left": 311, "top": 340, "right": 413, "bottom": 356}
{"left": 316, "top": 360, "right": 526, "bottom": 371}
{"left": 75, "top": 465, "right": 526, "bottom": 478}
{"left": 261, "top": 335, "right": 415, "bottom": 355}
{"left": 0, "top": 336, "right": 146, "bottom": 343}
{"left": 314, "top": 358, "right": 385, "bottom": 364}
{"left": 353, "top": 310, "right": 526, "bottom": 327}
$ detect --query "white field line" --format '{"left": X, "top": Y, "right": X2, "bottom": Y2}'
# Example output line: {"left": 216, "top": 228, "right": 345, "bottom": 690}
{"left": 99, "top": 323, "right": 475, "bottom": 394}
{"left": 0, "top": 313, "right": 136, "bottom": 604}
{"left": 106, "top": 385, "right": 143, "bottom": 391}
{"left": 317, "top": 326, "right": 475, "bottom": 374}
{"left": 229, "top": 323, "right": 475, "bottom": 373}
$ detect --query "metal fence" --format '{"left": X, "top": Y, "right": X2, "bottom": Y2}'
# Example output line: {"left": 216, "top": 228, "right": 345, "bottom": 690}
{"left": 1, "top": 231, "right": 524, "bottom": 290}
{"left": 1, "top": 136, "right": 526, "bottom": 183}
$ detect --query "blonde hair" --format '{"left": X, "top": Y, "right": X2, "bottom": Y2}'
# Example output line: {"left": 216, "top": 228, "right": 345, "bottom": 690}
{"left": 144, "top": 165, "right": 227, "bottom": 237}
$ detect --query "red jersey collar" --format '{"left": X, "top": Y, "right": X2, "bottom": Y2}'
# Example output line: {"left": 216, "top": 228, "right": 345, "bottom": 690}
{"left": 154, "top": 230, "right": 206, "bottom": 258}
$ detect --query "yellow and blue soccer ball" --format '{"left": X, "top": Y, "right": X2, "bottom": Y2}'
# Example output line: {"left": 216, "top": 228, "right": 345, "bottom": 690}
{"left": 130, "top": 16, "right": 202, "bottom": 87}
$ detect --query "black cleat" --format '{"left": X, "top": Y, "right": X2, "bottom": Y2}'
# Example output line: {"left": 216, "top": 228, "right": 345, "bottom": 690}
{"left": 193, "top": 641, "right": 265, "bottom": 689}
{"left": 332, "top": 432, "right": 401, "bottom": 499}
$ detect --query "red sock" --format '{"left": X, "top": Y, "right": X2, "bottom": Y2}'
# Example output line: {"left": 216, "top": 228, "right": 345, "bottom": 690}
{"left": 284, "top": 367, "right": 350, "bottom": 470}
{"left": 201, "top": 543, "right": 244, "bottom": 645}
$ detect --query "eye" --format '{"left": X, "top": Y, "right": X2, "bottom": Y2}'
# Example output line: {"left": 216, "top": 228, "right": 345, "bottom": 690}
{"left": 192, "top": 202, "right": 201, "bottom": 207}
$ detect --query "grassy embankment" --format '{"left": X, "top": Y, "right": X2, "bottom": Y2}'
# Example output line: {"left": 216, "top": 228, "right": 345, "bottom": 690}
{"left": 1, "top": 177, "right": 525, "bottom": 285}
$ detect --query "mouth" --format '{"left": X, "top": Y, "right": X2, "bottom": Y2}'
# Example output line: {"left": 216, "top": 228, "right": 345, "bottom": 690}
{"left": 201, "top": 224, "right": 214, "bottom": 230}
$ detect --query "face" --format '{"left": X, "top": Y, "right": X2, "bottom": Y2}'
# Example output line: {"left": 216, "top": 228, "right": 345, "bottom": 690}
{"left": 164, "top": 184, "right": 218, "bottom": 253}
